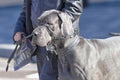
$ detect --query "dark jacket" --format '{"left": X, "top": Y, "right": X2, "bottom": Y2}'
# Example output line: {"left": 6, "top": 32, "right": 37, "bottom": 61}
{"left": 14, "top": 0, "right": 83, "bottom": 36}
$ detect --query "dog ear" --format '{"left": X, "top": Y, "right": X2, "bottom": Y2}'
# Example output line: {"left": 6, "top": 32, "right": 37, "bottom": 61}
{"left": 58, "top": 12, "right": 74, "bottom": 37}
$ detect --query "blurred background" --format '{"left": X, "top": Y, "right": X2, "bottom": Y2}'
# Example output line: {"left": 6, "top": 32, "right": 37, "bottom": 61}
{"left": 0, "top": 0, "right": 120, "bottom": 80}
{"left": 81, "top": 0, "right": 120, "bottom": 38}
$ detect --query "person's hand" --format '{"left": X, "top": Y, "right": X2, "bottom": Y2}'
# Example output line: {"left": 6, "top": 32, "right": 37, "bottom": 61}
{"left": 13, "top": 32, "right": 24, "bottom": 42}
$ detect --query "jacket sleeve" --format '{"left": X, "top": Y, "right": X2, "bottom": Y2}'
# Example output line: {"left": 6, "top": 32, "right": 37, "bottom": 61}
{"left": 62, "top": 0, "right": 83, "bottom": 22}
{"left": 14, "top": 0, "right": 26, "bottom": 35}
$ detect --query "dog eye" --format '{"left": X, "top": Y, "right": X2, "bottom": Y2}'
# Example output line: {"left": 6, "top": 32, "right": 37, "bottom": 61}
{"left": 46, "top": 23, "right": 54, "bottom": 31}
{"left": 46, "top": 22, "right": 53, "bottom": 25}
{"left": 50, "top": 25, "right": 54, "bottom": 31}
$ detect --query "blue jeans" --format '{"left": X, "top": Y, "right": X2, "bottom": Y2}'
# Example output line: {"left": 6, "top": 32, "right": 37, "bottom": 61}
{"left": 36, "top": 47, "right": 58, "bottom": 80}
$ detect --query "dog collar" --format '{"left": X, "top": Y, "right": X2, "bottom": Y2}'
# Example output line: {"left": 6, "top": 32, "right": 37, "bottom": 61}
{"left": 56, "top": 35, "right": 80, "bottom": 56}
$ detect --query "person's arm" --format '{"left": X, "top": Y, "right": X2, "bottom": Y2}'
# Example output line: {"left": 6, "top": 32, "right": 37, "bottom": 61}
{"left": 62, "top": 0, "right": 83, "bottom": 22}
{"left": 13, "top": 0, "right": 26, "bottom": 41}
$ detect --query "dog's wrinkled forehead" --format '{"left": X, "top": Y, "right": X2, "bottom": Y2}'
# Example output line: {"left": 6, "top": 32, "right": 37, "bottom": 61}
{"left": 37, "top": 10, "right": 60, "bottom": 25}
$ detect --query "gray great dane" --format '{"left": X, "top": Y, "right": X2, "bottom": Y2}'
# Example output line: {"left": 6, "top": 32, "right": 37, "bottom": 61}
{"left": 32, "top": 10, "right": 120, "bottom": 80}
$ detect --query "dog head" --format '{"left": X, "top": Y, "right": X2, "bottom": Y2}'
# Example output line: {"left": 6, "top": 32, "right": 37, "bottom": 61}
{"left": 32, "top": 9, "right": 74, "bottom": 47}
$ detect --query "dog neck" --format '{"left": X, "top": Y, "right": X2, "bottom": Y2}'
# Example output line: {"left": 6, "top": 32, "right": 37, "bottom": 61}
{"left": 53, "top": 35, "right": 80, "bottom": 51}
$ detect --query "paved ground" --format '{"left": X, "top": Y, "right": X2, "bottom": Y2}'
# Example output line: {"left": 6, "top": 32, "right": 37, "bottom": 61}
{"left": 0, "top": 60, "right": 38, "bottom": 80}
{"left": 0, "top": 57, "right": 39, "bottom": 80}
{"left": 0, "top": 44, "right": 39, "bottom": 80}
{"left": 0, "top": 59, "right": 39, "bottom": 80}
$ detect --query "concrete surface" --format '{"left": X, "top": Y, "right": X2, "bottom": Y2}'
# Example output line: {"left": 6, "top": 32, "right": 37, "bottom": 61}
{"left": 0, "top": 44, "right": 39, "bottom": 80}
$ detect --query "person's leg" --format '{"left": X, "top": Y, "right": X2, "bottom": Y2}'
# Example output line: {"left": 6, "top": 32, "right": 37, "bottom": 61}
{"left": 40, "top": 55, "right": 58, "bottom": 80}
{"left": 36, "top": 47, "right": 58, "bottom": 80}
{"left": 36, "top": 47, "right": 46, "bottom": 79}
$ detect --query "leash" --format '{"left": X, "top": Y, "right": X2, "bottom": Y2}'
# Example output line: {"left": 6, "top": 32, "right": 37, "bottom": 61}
{"left": 6, "top": 34, "right": 34, "bottom": 72}
{"left": 6, "top": 43, "right": 19, "bottom": 72}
